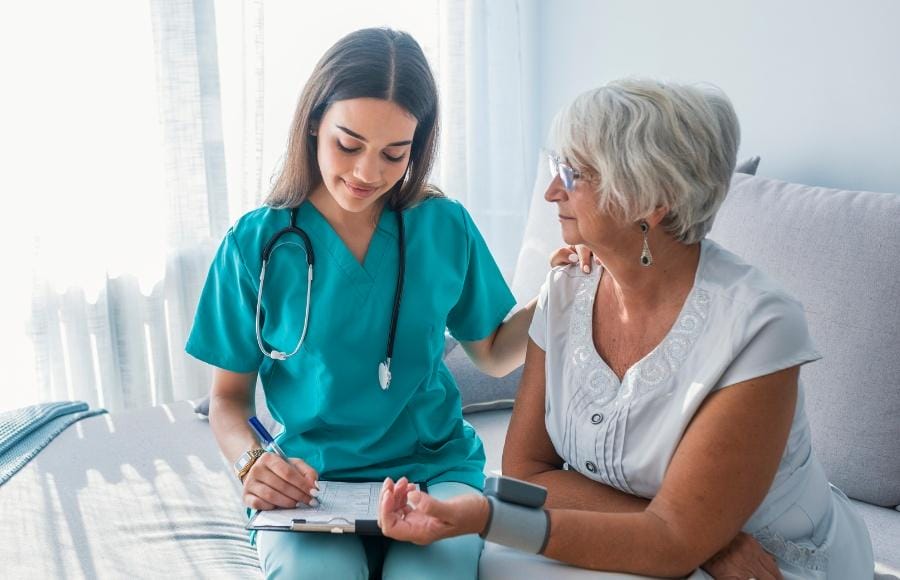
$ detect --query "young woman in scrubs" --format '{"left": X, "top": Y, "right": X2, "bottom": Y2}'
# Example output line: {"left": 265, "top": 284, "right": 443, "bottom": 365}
{"left": 186, "top": 28, "right": 534, "bottom": 579}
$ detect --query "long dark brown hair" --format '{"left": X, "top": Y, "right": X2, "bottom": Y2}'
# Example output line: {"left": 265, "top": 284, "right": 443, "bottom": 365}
{"left": 265, "top": 28, "right": 442, "bottom": 210}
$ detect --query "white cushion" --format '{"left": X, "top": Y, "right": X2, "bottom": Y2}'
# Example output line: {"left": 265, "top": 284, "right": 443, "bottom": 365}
{"left": 510, "top": 154, "right": 564, "bottom": 303}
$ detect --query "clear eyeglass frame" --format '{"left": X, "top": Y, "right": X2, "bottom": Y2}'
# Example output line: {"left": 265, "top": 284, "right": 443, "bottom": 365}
{"left": 545, "top": 150, "right": 583, "bottom": 192}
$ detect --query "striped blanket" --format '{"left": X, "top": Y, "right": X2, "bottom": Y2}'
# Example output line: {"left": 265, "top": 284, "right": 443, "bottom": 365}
{"left": 0, "top": 401, "right": 107, "bottom": 485}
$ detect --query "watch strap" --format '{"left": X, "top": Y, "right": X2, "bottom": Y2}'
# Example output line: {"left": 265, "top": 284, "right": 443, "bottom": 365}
{"left": 236, "top": 448, "right": 266, "bottom": 482}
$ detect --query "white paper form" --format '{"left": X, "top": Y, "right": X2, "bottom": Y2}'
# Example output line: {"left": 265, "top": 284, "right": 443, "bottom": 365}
{"left": 251, "top": 481, "right": 394, "bottom": 527}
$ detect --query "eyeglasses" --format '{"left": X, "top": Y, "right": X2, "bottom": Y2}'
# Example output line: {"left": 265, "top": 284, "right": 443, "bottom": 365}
{"left": 545, "top": 151, "right": 583, "bottom": 192}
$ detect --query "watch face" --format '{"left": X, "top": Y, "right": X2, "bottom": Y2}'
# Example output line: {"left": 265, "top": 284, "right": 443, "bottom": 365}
{"left": 235, "top": 452, "right": 252, "bottom": 471}
{"left": 235, "top": 449, "right": 265, "bottom": 476}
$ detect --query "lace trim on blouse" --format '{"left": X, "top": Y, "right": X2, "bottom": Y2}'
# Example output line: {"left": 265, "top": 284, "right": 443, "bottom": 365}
{"left": 567, "top": 272, "right": 712, "bottom": 404}
{"left": 754, "top": 527, "right": 829, "bottom": 571}
{"left": 559, "top": 272, "right": 712, "bottom": 491}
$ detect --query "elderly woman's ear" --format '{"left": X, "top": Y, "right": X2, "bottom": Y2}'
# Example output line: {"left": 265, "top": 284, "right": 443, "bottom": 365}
{"left": 642, "top": 206, "right": 670, "bottom": 229}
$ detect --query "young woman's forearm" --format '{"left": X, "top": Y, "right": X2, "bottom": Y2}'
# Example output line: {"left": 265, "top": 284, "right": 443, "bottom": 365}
{"left": 464, "top": 297, "right": 537, "bottom": 377}
{"left": 208, "top": 372, "right": 261, "bottom": 465}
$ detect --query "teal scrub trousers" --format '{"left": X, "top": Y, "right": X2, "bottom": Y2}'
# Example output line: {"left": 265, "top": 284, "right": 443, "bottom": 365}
{"left": 255, "top": 481, "right": 482, "bottom": 579}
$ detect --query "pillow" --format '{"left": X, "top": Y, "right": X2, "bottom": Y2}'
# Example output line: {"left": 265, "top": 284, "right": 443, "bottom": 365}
{"left": 444, "top": 340, "right": 522, "bottom": 414}
{"left": 735, "top": 155, "right": 761, "bottom": 175}
{"left": 510, "top": 155, "right": 562, "bottom": 303}
{"left": 709, "top": 173, "right": 900, "bottom": 507}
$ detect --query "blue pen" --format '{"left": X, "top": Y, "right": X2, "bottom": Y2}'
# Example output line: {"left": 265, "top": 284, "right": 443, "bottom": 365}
{"left": 248, "top": 416, "right": 320, "bottom": 497}
{"left": 248, "top": 416, "right": 288, "bottom": 460}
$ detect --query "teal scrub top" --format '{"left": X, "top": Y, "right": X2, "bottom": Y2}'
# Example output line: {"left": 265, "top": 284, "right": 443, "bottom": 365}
{"left": 186, "top": 196, "right": 516, "bottom": 490}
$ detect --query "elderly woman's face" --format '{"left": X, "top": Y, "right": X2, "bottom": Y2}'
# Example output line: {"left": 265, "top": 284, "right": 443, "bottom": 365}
{"left": 545, "top": 170, "right": 626, "bottom": 249}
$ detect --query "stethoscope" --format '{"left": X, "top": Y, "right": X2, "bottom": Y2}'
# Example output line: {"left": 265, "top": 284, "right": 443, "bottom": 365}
{"left": 255, "top": 206, "right": 405, "bottom": 390}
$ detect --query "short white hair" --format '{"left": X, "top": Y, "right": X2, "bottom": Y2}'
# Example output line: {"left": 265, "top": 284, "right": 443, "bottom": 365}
{"left": 550, "top": 78, "right": 740, "bottom": 244}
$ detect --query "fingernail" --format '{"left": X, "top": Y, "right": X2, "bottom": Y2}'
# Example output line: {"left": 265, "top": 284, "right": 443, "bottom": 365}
{"left": 310, "top": 498, "right": 320, "bottom": 508}
{"left": 309, "top": 487, "right": 319, "bottom": 498}
{"left": 313, "top": 480, "right": 321, "bottom": 491}
{"left": 568, "top": 253, "right": 579, "bottom": 263}
{"left": 582, "top": 265, "right": 590, "bottom": 273}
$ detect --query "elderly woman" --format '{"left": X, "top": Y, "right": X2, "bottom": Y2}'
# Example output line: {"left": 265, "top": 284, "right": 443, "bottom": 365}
{"left": 378, "top": 79, "right": 874, "bottom": 579}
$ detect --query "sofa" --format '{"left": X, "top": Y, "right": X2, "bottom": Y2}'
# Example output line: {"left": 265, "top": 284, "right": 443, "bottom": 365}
{"left": 1, "top": 170, "right": 897, "bottom": 579}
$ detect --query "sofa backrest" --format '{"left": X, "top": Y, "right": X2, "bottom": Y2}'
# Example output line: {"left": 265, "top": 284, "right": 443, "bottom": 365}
{"left": 511, "top": 167, "right": 900, "bottom": 507}
{"left": 708, "top": 174, "right": 900, "bottom": 507}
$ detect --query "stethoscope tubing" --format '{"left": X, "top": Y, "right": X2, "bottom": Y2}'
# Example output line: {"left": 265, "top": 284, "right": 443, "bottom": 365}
{"left": 254, "top": 206, "right": 404, "bottom": 388}
{"left": 256, "top": 208, "right": 315, "bottom": 360}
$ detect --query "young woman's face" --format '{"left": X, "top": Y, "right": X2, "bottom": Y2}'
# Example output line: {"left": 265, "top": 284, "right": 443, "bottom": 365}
{"left": 314, "top": 98, "right": 418, "bottom": 214}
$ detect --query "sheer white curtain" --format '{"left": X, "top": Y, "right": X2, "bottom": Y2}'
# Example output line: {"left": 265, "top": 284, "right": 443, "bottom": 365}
{"left": 0, "top": 0, "right": 537, "bottom": 412}
{"left": 1, "top": 2, "right": 175, "bottom": 412}
{"left": 0, "top": 0, "right": 264, "bottom": 412}
{"left": 432, "top": 0, "right": 541, "bottom": 280}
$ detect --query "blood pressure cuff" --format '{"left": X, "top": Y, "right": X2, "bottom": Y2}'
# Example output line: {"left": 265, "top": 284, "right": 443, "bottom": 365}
{"left": 480, "top": 495, "right": 550, "bottom": 554}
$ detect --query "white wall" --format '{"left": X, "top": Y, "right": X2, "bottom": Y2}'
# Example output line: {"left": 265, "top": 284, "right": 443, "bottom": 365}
{"left": 536, "top": 0, "right": 900, "bottom": 194}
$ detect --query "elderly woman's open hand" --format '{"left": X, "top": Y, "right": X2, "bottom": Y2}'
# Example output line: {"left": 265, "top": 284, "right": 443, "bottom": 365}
{"left": 378, "top": 477, "right": 489, "bottom": 545}
{"left": 702, "top": 532, "right": 783, "bottom": 580}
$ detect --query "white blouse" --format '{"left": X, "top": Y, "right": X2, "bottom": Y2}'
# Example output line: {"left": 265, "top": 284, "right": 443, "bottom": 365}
{"left": 529, "top": 239, "right": 873, "bottom": 578}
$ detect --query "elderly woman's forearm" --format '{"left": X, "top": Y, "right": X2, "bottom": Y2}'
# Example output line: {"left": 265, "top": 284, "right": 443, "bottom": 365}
{"left": 541, "top": 509, "right": 699, "bottom": 578}
{"left": 527, "top": 469, "right": 649, "bottom": 513}
{"left": 506, "top": 466, "right": 749, "bottom": 573}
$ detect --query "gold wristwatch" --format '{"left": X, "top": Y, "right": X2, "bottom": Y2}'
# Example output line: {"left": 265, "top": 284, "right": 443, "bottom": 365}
{"left": 234, "top": 448, "right": 266, "bottom": 482}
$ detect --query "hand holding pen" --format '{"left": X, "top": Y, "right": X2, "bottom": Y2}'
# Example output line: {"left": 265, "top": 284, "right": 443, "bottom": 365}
{"left": 241, "top": 416, "right": 321, "bottom": 511}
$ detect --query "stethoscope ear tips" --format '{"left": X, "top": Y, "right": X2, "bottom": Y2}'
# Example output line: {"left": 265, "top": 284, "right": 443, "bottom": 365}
{"left": 378, "top": 361, "right": 392, "bottom": 390}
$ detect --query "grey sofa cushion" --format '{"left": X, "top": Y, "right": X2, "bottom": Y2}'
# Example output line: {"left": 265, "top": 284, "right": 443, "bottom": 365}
{"left": 708, "top": 173, "right": 900, "bottom": 507}
{"left": 0, "top": 402, "right": 263, "bottom": 578}
{"left": 444, "top": 342, "right": 522, "bottom": 414}
{"left": 850, "top": 500, "right": 900, "bottom": 577}
{"left": 465, "top": 409, "right": 512, "bottom": 475}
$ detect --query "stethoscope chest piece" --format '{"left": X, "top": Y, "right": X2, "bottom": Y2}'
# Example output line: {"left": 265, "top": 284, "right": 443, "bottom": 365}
{"left": 378, "top": 359, "right": 392, "bottom": 390}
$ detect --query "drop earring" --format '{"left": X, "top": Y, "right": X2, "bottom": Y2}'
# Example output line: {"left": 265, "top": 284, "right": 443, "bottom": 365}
{"left": 639, "top": 220, "right": 653, "bottom": 267}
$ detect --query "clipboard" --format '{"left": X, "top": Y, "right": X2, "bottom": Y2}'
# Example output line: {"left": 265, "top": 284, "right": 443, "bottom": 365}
{"left": 246, "top": 480, "right": 427, "bottom": 535}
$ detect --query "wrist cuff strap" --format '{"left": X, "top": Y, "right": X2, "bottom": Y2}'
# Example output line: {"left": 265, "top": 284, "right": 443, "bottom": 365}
{"left": 482, "top": 495, "right": 550, "bottom": 554}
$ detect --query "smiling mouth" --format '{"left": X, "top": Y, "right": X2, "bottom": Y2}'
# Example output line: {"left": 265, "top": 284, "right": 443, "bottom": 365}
{"left": 343, "top": 179, "right": 379, "bottom": 198}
